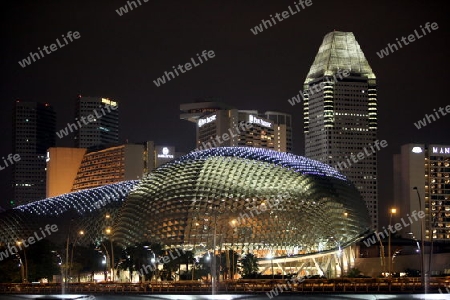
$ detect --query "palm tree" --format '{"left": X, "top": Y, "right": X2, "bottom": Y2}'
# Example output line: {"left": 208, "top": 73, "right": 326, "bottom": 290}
{"left": 118, "top": 242, "right": 157, "bottom": 282}
{"left": 239, "top": 252, "right": 259, "bottom": 278}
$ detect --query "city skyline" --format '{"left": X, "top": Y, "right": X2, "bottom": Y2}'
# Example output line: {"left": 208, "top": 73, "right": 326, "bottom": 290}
{"left": 0, "top": 0, "right": 449, "bottom": 230}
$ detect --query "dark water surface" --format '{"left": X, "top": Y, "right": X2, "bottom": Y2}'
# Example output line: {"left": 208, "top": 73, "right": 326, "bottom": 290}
{"left": 0, "top": 294, "right": 449, "bottom": 300}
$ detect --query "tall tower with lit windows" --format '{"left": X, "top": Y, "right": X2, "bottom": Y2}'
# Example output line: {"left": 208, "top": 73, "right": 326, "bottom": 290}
{"left": 12, "top": 100, "right": 56, "bottom": 205}
{"left": 74, "top": 96, "right": 119, "bottom": 149}
{"left": 303, "top": 31, "right": 378, "bottom": 230}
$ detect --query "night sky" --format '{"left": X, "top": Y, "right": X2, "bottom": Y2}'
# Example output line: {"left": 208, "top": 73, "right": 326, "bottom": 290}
{"left": 0, "top": 0, "right": 448, "bottom": 227}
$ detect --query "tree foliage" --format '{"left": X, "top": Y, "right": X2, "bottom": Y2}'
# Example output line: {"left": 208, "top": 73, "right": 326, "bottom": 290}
{"left": 239, "top": 252, "right": 259, "bottom": 277}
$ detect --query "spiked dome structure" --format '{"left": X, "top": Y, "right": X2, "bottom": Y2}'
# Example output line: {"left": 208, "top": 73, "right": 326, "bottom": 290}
{"left": 115, "top": 147, "right": 371, "bottom": 256}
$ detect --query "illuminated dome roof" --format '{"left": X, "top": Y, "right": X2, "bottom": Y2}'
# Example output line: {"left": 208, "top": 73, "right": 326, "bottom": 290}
{"left": 0, "top": 181, "right": 139, "bottom": 246}
{"left": 115, "top": 147, "right": 371, "bottom": 255}
{"left": 0, "top": 148, "right": 371, "bottom": 256}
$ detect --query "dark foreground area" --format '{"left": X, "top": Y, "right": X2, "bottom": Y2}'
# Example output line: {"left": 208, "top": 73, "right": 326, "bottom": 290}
{"left": 0, "top": 294, "right": 450, "bottom": 300}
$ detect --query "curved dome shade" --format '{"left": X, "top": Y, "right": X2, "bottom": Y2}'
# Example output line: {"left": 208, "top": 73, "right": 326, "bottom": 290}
{"left": 115, "top": 147, "right": 371, "bottom": 254}
{"left": 0, "top": 181, "right": 139, "bottom": 246}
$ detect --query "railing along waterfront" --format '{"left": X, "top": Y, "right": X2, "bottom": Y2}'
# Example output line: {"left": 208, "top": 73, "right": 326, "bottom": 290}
{"left": 0, "top": 277, "right": 449, "bottom": 294}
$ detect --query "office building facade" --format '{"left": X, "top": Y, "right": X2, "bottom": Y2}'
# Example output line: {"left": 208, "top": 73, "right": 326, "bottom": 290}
{"left": 181, "top": 102, "right": 292, "bottom": 153}
{"left": 74, "top": 96, "right": 119, "bottom": 148}
{"left": 303, "top": 31, "right": 378, "bottom": 230}
{"left": 12, "top": 100, "right": 56, "bottom": 205}
{"left": 46, "top": 142, "right": 181, "bottom": 196}
{"left": 393, "top": 144, "right": 450, "bottom": 242}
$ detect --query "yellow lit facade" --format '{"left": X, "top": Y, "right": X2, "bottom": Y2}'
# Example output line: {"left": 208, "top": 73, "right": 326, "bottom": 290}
{"left": 46, "top": 147, "right": 87, "bottom": 198}
{"left": 47, "top": 142, "right": 180, "bottom": 196}
{"left": 71, "top": 144, "right": 145, "bottom": 191}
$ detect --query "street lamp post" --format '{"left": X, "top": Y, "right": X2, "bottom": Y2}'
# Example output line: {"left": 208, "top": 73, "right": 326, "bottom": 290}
{"left": 105, "top": 213, "right": 115, "bottom": 282}
{"left": 102, "top": 254, "right": 107, "bottom": 281}
{"left": 210, "top": 204, "right": 224, "bottom": 295}
{"left": 64, "top": 217, "right": 76, "bottom": 287}
{"left": 51, "top": 250, "right": 63, "bottom": 293}
{"left": 16, "top": 241, "right": 28, "bottom": 283}
{"left": 338, "top": 243, "right": 344, "bottom": 278}
{"left": 343, "top": 212, "right": 348, "bottom": 274}
{"left": 69, "top": 230, "right": 84, "bottom": 282}
{"left": 388, "top": 208, "right": 396, "bottom": 277}
{"left": 105, "top": 226, "right": 114, "bottom": 282}
{"left": 413, "top": 187, "right": 425, "bottom": 290}
{"left": 151, "top": 253, "right": 156, "bottom": 281}
{"left": 17, "top": 254, "right": 25, "bottom": 283}
{"left": 97, "top": 246, "right": 110, "bottom": 282}
{"left": 211, "top": 217, "right": 217, "bottom": 295}
{"left": 429, "top": 209, "right": 440, "bottom": 282}
{"left": 192, "top": 221, "right": 200, "bottom": 281}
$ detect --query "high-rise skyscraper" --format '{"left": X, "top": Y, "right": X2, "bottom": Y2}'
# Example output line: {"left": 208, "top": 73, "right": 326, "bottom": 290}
{"left": 181, "top": 101, "right": 293, "bottom": 153}
{"left": 393, "top": 144, "right": 450, "bottom": 242}
{"left": 303, "top": 31, "right": 378, "bottom": 230}
{"left": 74, "top": 95, "right": 119, "bottom": 149}
{"left": 12, "top": 100, "right": 56, "bottom": 205}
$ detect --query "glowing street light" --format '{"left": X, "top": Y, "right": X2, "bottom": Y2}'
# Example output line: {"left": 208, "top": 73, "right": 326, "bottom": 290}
{"left": 105, "top": 224, "right": 115, "bottom": 282}
{"left": 388, "top": 208, "right": 396, "bottom": 277}
{"left": 69, "top": 230, "right": 85, "bottom": 281}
